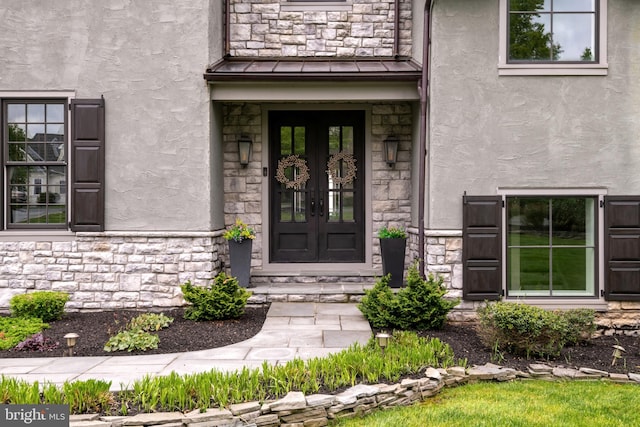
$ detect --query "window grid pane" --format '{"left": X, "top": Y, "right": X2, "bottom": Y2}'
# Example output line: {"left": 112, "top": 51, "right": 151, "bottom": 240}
{"left": 507, "top": 196, "right": 596, "bottom": 297}
{"left": 4, "top": 100, "right": 67, "bottom": 228}
{"left": 508, "top": 0, "right": 597, "bottom": 63}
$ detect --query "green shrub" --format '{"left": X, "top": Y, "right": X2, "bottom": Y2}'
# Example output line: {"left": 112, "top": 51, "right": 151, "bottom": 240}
{"left": 103, "top": 329, "right": 160, "bottom": 352}
{"left": 359, "top": 264, "right": 458, "bottom": 330}
{"left": 127, "top": 313, "right": 174, "bottom": 332}
{"left": 10, "top": 291, "right": 69, "bottom": 322}
{"left": 477, "top": 302, "right": 596, "bottom": 358}
{"left": 181, "top": 273, "right": 251, "bottom": 321}
{"left": 358, "top": 275, "right": 397, "bottom": 329}
{"left": 558, "top": 308, "right": 596, "bottom": 345}
{"left": 0, "top": 317, "right": 49, "bottom": 350}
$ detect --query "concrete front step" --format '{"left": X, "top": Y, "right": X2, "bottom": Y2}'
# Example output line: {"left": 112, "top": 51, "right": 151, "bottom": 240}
{"left": 247, "top": 282, "right": 375, "bottom": 304}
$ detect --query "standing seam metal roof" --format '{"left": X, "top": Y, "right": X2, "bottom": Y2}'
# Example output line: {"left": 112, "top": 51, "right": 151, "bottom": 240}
{"left": 204, "top": 57, "right": 423, "bottom": 81}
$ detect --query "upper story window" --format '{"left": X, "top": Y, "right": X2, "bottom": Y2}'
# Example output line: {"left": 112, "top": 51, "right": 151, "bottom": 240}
{"left": 499, "top": 0, "right": 608, "bottom": 75}
{"left": 509, "top": 0, "right": 597, "bottom": 62}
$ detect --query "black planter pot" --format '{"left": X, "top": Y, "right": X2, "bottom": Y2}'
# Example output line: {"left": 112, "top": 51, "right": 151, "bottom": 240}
{"left": 228, "top": 239, "right": 253, "bottom": 287}
{"left": 380, "top": 237, "right": 407, "bottom": 288}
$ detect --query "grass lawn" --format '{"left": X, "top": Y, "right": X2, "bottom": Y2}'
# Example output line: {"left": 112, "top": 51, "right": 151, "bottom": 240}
{"left": 332, "top": 380, "right": 640, "bottom": 427}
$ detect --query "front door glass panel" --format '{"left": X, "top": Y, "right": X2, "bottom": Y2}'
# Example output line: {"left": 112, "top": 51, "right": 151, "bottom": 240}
{"left": 279, "top": 126, "right": 307, "bottom": 223}
{"left": 327, "top": 126, "right": 355, "bottom": 223}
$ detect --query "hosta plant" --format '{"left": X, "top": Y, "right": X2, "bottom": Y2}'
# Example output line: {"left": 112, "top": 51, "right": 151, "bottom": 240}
{"left": 103, "top": 329, "right": 160, "bottom": 353}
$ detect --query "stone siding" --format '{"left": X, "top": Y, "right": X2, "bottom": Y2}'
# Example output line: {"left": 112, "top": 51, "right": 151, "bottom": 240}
{"left": 597, "top": 302, "right": 640, "bottom": 336}
{"left": 407, "top": 230, "right": 463, "bottom": 295}
{"left": 228, "top": 0, "right": 412, "bottom": 57}
{"left": 0, "top": 233, "right": 225, "bottom": 311}
{"left": 371, "top": 103, "right": 413, "bottom": 268}
{"left": 222, "top": 103, "right": 264, "bottom": 270}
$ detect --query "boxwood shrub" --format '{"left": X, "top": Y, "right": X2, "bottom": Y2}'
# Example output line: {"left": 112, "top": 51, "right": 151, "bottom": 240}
{"left": 477, "top": 302, "right": 596, "bottom": 358}
{"left": 10, "top": 291, "right": 69, "bottom": 322}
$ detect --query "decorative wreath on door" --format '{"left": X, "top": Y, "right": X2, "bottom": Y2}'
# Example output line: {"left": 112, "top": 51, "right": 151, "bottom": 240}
{"left": 326, "top": 151, "right": 357, "bottom": 186}
{"left": 276, "top": 154, "right": 310, "bottom": 189}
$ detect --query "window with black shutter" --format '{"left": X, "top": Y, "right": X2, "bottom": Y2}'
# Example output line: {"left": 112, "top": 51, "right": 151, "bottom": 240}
{"left": 70, "top": 98, "right": 105, "bottom": 232}
{"left": 604, "top": 196, "right": 640, "bottom": 301}
{"left": 462, "top": 195, "right": 503, "bottom": 301}
{"left": 0, "top": 96, "right": 105, "bottom": 232}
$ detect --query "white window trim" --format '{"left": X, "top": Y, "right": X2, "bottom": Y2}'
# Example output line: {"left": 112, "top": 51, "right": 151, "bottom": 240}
{"left": 497, "top": 187, "right": 607, "bottom": 304}
{"left": 498, "top": 0, "right": 608, "bottom": 76}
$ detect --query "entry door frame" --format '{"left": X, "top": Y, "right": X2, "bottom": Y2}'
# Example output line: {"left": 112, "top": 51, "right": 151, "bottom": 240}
{"left": 260, "top": 104, "right": 373, "bottom": 273}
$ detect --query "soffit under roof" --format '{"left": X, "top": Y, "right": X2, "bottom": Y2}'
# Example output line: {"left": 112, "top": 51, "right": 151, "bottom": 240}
{"left": 204, "top": 57, "right": 423, "bottom": 82}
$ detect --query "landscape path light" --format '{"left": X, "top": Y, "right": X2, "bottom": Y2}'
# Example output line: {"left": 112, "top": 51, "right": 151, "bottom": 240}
{"left": 64, "top": 332, "right": 79, "bottom": 357}
{"left": 611, "top": 344, "right": 626, "bottom": 366}
{"left": 375, "top": 331, "right": 391, "bottom": 355}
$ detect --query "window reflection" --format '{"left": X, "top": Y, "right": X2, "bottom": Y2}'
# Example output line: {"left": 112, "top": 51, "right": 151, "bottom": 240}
{"left": 508, "top": 0, "right": 596, "bottom": 62}
{"left": 507, "top": 196, "right": 596, "bottom": 297}
{"left": 4, "top": 101, "right": 67, "bottom": 227}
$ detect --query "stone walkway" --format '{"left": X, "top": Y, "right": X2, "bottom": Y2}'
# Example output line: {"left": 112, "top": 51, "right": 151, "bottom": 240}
{"left": 0, "top": 302, "right": 372, "bottom": 391}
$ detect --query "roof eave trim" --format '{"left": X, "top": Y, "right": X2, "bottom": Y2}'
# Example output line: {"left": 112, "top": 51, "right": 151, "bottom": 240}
{"left": 203, "top": 73, "right": 422, "bottom": 82}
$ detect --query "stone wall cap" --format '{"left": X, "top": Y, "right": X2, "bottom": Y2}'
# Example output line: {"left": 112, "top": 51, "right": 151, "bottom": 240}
{"left": 270, "top": 391, "right": 307, "bottom": 411}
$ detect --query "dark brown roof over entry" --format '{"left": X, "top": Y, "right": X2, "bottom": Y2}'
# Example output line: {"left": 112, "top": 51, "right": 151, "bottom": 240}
{"left": 204, "top": 58, "right": 422, "bottom": 82}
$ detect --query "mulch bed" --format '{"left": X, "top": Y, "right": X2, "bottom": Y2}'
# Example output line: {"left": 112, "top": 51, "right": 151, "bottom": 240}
{"left": 1, "top": 307, "right": 639, "bottom": 377}
{"left": 0, "top": 306, "right": 269, "bottom": 358}
{"left": 422, "top": 323, "right": 640, "bottom": 375}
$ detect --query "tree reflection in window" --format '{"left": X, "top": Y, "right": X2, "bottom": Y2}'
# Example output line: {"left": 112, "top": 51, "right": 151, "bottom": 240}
{"left": 509, "top": 0, "right": 597, "bottom": 62}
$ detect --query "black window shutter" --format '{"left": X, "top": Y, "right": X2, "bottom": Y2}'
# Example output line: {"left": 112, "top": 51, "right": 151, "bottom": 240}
{"left": 462, "top": 195, "right": 502, "bottom": 301}
{"left": 605, "top": 196, "right": 640, "bottom": 301}
{"left": 70, "top": 98, "right": 105, "bottom": 232}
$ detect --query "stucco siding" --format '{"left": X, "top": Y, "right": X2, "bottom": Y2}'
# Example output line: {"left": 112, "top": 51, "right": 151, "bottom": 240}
{"left": 428, "top": 0, "right": 640, "bottom": 230}
{"left": 1, "top": 1, "right": 213, "bottom": 231}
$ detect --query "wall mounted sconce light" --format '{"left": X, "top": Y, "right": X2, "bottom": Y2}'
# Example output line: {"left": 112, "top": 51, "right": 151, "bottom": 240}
{"left": 64, "top": 332, "right": 79, "bottom": 357}
{"left": 383, "top": 135, "right": 399, "bottom": 167}
{"left": 238, "top": 135, "right": 253, "bottom": 167}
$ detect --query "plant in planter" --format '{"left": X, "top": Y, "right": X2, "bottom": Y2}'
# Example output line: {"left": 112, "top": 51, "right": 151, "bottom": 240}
{"left": 378, "top": 226, "right": 408, "bottom": 288}
{"left": 223, "top": 218, "right": 256, "bottom": 287}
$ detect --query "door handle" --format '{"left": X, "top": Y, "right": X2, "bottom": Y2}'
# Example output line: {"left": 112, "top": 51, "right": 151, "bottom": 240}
{"left": 319, "top": 197, "right": 324, "bottom": 216}
{"left": 311, "top": 197, "right": 315, "bottom": 216}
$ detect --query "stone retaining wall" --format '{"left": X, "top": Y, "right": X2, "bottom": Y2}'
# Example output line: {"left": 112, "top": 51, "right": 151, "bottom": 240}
{"left": 69, "top": 363, "right": 640, "bottom": 427}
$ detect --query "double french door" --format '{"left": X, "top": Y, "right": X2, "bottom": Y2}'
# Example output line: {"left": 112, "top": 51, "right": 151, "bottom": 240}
{"left": 269, "top": 110, "right": 365, "bottom": 263}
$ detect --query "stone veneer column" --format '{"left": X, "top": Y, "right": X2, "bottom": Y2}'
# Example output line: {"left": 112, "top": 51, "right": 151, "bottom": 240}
{"left": 371, "top": 103, "right": 413, "bottom": 268}
{"left": 222, "top": 103, "right": 263, "bottom": 270}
